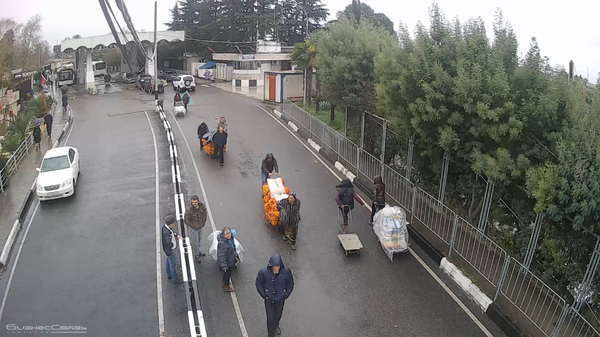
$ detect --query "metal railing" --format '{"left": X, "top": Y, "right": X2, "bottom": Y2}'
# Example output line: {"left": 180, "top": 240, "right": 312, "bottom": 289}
{"left": 0, "top": 133, "right": 34, "bottom": 192}
{"left": 451, "top": 217, "right": 508, "bottom": 289}
{"left": 411, "top": 187, "right": 456, "bottom": 245}
{"left": 281, "top": 99, "right": 599, "bottom": 337}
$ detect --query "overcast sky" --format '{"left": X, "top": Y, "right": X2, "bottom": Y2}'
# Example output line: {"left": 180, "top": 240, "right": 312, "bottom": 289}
{"left": 2, "top": 0, "right": 599, "bottom": 82}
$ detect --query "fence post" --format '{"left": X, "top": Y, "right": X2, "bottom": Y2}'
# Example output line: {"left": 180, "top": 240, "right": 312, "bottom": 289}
{"left": 381, "top": 119, "right": 386, "bottom": 180}
{"left": 448, "top": 215, "right": 459, "bottom": 258}
{"left": 345, "top": 106, "right": 348, "bottom": 137}
{"left": 360, "top": 110, "right": 365, "bottom": 149}
{"left": 438, "top": 150, "right": 449, "bottom": 203}
{"left": 573, "top": 236, "right": 600, "bottom": 312}
{"left": 321, "top": 122, "right": 325, "bottom": 148}
{"left": 494, "top": 255, "right": 511, "bottom": 301}
{"left": 336, "top": 133, "right": 340, "bottom": 162}
{"left": 0, "top": 171, "right": 4, "bottom": 192}
{"left": 522, "top": 213, "right": 544, "bottom": 272}
{"left": 551, "top": 305, "right": 570, "bottom": 337}
{"left": 478, "top": 178, "right": 494, "bottom": 233}
{"left": 356, "top": 147, "right": 360, "bottom": 176}
{"left": 410, "top": 186, "right": 417, "bottom": 225}
{"left": 406, "top": 135, "right": 414, "bottom": 182}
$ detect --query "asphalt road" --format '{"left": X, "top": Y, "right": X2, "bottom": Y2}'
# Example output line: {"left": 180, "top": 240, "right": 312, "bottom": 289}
{"left": 0, "top": 85, "right": 189, "bottom": 337}
{"left": 163, "top": 83, "right": 507, "bottom": 337}
{"left": 0, "top": 81, "right": 506, "bottom": 337}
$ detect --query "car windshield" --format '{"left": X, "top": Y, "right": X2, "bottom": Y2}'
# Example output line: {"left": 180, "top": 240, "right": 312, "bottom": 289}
{"left": 41, "top": 155, "right": 70, "bottom": 172}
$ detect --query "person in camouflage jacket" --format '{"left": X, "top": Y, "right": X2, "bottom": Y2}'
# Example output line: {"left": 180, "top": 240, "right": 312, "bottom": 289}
{"left": 184, "top": 195, "right": 208, "bottom": 263}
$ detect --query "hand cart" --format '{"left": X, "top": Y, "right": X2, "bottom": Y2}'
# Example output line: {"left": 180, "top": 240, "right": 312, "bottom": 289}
{"left": 337, "top": 205, "right": 363, "bottom": 256}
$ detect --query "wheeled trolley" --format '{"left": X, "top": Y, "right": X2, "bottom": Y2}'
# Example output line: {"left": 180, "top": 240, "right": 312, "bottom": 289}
{"left": 337, "top": 205, "right": 363, "bottom": 256}
{"left": 338, "top": 233, "right": 363, "bottom": 256}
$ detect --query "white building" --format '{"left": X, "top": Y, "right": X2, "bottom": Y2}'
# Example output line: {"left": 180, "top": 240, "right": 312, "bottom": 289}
{"left": 212, "top": 40, "right": 292, "bottom": 87}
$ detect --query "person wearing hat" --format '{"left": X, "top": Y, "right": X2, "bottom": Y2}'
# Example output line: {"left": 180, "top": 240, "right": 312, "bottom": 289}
{"left": 162, "top": 215, "right": 182, "bottom": 284}
{"left": 277, "top": 192, "right": 301, "bottom": 250}
{"left": 261, "top": 153, "right": 279, "bottom": 186}
{"left": 255, "top": 254, "right": 294, "bottom": 337}
{"left": 217, "top": 227, "right": 238, "bottom": 292}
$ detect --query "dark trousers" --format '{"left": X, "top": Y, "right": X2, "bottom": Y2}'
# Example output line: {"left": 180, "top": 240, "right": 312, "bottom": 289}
{"left": 340, "top": 206, "right": 351, "bottom": 226}
{"left": 184, "top": 102, "right": 188, "bottom": 111}
{"left": 265, "top": 299, "right": 285, "bottom": 337}
{"left": 215, "top": 145, "right": 225, "bottom": 164}
{"left": 371, "top": 202, "right": 385, "bottom": 222}
{"left": 222, "top": 267, "right": 233, "bottom": 284}
{"left": 45, "top": 123, "right": 52, "bottom": 138}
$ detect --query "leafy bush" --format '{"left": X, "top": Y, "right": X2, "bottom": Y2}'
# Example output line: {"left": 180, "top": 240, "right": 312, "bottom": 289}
{"left": 1, "top": 133, "right": 22, "bottom": 154}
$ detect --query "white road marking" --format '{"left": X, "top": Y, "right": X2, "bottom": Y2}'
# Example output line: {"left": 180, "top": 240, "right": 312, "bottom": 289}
{"left": 166, "top": 109, "right": 250, "bottom": 337}
{"left": 254, "top": 103, "right": 494, "bottom": 337}
{"left": 0, "top": 201, "right": 39, "bottom": 320}
{"left": 144, "top": 111, "right": 166, "bottom": 335}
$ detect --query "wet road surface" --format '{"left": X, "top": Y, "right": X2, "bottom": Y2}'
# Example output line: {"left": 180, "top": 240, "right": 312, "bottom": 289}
{"left": 0, "top": 82, "right": 505, "bottom": 337}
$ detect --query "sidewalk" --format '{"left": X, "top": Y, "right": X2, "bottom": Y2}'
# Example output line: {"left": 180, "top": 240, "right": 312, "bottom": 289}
{"left": 0, "top": 102, "right": 68, "bottom": 250}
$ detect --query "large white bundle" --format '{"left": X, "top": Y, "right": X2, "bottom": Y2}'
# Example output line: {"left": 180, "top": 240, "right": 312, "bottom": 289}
{"left": 274, "top": 178, "right": 286, "bottom": 195}
{"left": 373, "top": 205, "right": 409, "bottom": 261}
{"left": 207, "top": 230, "right": 245, "bottom": 263}
{"left": 267, "top": 179, "right": 279, "bottom": 198}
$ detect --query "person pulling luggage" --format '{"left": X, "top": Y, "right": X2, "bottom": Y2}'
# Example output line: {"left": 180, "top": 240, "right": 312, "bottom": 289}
{"left": 335, "top": 178, "right": 365, "bottom": 233}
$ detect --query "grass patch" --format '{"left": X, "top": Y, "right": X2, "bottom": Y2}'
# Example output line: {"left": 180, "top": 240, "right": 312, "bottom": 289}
{"left": 297, "top": 102, "right": 346, "bottom": 133}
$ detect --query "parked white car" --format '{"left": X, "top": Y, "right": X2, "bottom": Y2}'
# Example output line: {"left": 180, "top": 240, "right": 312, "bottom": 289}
{"left": 173, "top": 75, "right": 196, "bottom": 92}
{"left": 36, "top": 146, "right": 80, "bottom": 201}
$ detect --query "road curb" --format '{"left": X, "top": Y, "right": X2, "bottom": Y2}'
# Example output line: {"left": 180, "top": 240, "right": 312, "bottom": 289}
{"left": 0, "top": 105, "right": 73, "bottom": 268}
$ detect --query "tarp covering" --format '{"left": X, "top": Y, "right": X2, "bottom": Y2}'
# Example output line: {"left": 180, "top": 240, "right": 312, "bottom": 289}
{"left": 199, "top": 61, "right": 216, "bottom": 69}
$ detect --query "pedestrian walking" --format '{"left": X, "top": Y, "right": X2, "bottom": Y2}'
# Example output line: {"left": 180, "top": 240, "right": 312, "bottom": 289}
{"left": 32, "top": 125, "right": 41, "bottom": 151}
{"left": 212, "top": 126, "right": 227, "bottom": 166}
{"left": 162, "top": 215, "right": 182, "bottom": 285}
{"left": 216, "top": 116, "right": 227, "bottom": 132}
{"left": 370, "top": 175, "right": 386, "bottom": 224}
{"left": 62, "top": 93, "right": 68, "bottom": 113}
{"left": 217, "top": 227, "right": 238, "bottom": 292}
{"left": 197, "top": 122, "right": 209, "bottom": 150}
{"left": 335, "top": 178, "right": 365, "bottom": 233}
{"left": 184, "top": 195, "right": 207, "bottom": 263}
{"left": 255, "top": 254, "right": 294, "bottom": 337}
{"left": 261, "top": 153, "right": 279, "bottom": 186}
{"left": 173, "top": 91, "right": 181, "bottom": 105}
{"left": 44, "top": 111, "right": 53, "bottom": 139}
{"left": 182, "top": 91, "right": 190, "bottom": 112}
{"left": 278, "top": 193, "right": 301, "bottom": 250}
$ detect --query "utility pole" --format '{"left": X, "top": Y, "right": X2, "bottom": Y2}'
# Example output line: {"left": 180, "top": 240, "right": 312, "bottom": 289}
{"left": 153, "top": 0, "right": 158, "bottom": 103}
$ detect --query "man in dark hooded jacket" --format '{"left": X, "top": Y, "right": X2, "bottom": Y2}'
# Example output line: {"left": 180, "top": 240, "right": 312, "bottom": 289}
{"left": 256, "top": 254, "right": 294, "bottom": 337}
{"left": 335, "top": 178, "right": 364, "bottom": 233}
{"left": 370, "top": 175, "right": 386, "bottom": 224}
{"left": 212, "top": 126, "right": 228, "bottom": 166}
{"left": 261, "top": 153, "right": 279, "bottom": 186}
{"left": 197, "top": 122, "right": 209, "bottom": 150}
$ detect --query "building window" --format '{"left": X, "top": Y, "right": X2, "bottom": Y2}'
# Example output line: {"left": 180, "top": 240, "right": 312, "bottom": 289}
{"left": 234, "top": 61, "right": 260, "bottom": 70}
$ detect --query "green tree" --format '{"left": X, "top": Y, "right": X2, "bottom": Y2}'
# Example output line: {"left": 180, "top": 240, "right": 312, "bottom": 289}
{"left": 290, "top": 39, "right": 317, "bottom": 105}
{"left": 339, "top": 2, "right": 394, "bottom": 35}
{"left": 315, "top": 17, "right": 394, "bottom": 116}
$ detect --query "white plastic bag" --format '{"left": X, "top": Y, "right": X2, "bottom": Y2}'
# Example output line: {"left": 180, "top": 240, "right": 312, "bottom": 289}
{"left": 373, "top": 206, "right": 409, "bottom": 261}
{"left": 207, "top": 230, "right": 245, "bottom": 264}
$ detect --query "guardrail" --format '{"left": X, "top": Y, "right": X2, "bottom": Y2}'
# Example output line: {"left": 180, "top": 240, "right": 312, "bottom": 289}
{"left": 0, "top": 133, "right": 34, "bottom": 193}
{"left": 155, "top": 103, "right": 207, "bottom": 337}
{"left": 282, "top": 98, "right": 600, "bottom": 337}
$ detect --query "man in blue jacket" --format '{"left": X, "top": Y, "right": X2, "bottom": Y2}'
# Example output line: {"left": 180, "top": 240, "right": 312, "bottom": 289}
{"left": 255, "top": 254, "right": 294, "bottom": 337}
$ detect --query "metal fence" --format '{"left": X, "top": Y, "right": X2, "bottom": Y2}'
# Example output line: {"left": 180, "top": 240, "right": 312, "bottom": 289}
{"left": 281, "top": 99, "right": 599, "bottom": 337}
{"left": 0, "top": 133, "right": 34, "bottom": 192}
{"left": 451, "top": 217, "right": 508, "bottom": 288}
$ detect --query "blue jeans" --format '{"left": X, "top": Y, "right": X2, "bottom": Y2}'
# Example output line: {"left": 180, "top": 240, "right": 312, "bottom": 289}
{"left": 165, "top": 253, "right": 179, "bottom": 283}
{"left": 261, "top": 171, "right": 268, "bottom": 186}
{"left": 189, "top": 227, "right": 203, "bottom": 257}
